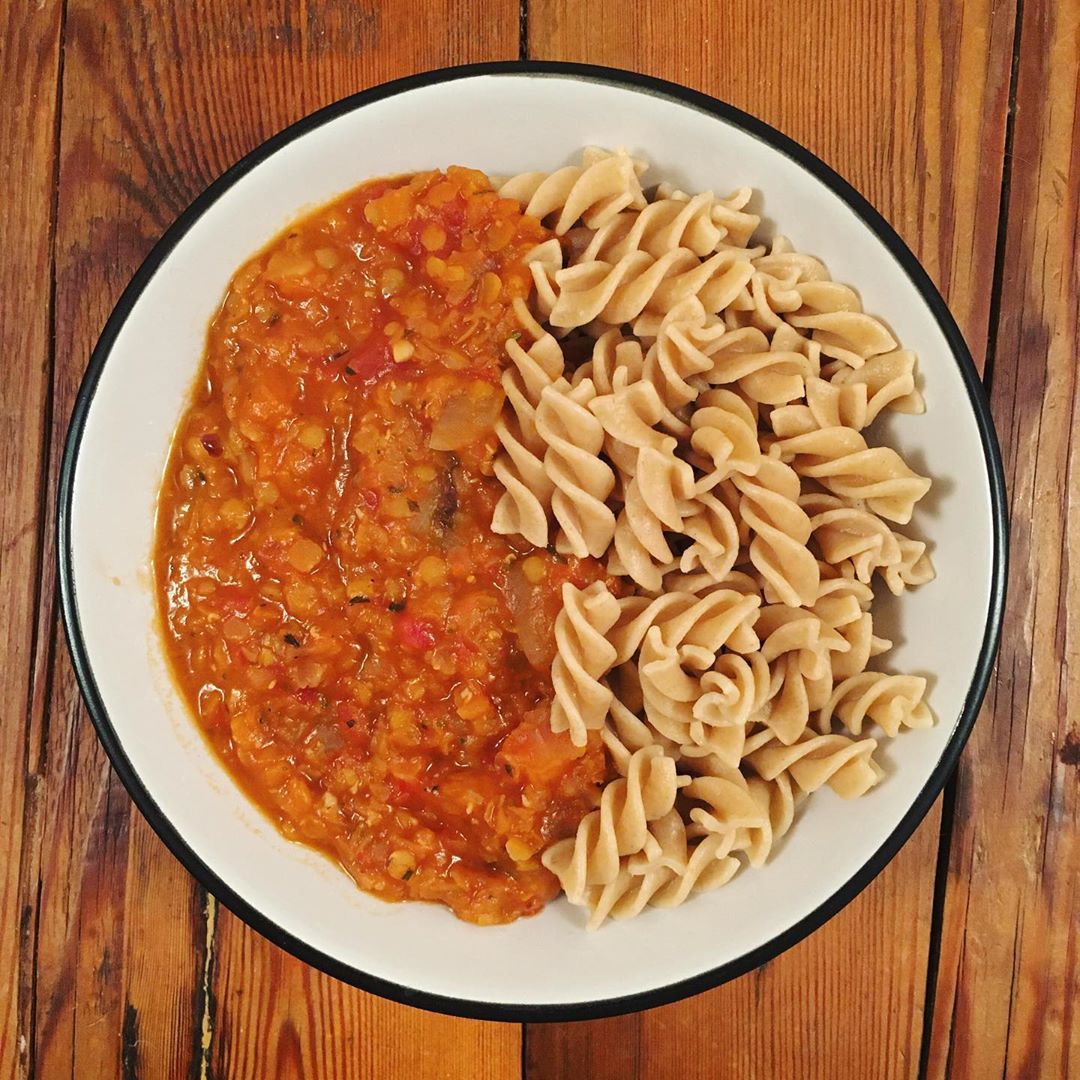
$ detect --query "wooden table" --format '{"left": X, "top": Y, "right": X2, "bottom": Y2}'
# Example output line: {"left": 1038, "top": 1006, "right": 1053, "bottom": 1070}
{"left": 3, "top": 1, "right": 1076, "bottom": 1076}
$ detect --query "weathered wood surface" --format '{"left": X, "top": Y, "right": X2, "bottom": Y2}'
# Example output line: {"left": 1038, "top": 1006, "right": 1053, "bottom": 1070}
{"left": 526, "top": 1, "right": 1018, "bottom": 1076}
{"left": 4, "top": 0, "right": 1076, "bottom": 1076}
{"left": 0, "top": 3, "right": 64, "bottom": 1079}
{"left": 925, "top": 0, "right": 1080, "bottom": 1076}
{"left": 15, "top": 2, "right": 521, "bottom": 1078}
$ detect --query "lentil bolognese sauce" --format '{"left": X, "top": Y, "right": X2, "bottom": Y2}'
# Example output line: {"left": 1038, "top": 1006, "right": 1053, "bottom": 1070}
{"left": 155, "top": 168, "right": 615, "bottom": 924}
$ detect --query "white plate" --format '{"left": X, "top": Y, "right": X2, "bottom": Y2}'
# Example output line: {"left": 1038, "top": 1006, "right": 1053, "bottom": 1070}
{"left": 59, "top": 62, "right": 1007, "bottom": 1020}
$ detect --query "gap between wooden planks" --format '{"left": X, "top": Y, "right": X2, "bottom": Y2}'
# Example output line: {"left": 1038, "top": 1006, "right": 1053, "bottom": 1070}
{"left": 524, "top": 1, "right": 1016, "bottom": 1078}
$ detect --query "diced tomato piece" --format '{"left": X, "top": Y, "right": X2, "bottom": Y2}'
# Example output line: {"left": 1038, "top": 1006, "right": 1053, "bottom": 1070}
{"left": 394, "top": 614, "right": 437, "bottom": 651}
{"left": 343, "top": 334, "right": 393, "bottom": 386}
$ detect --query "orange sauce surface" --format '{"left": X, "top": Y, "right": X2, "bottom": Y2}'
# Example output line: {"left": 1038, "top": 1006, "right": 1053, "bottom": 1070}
{"left": 155, "top": 168, "right": 613, "bottom": 923}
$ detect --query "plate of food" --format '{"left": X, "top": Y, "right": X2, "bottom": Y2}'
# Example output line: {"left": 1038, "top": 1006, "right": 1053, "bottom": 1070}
{"left": 59, "top": 62, "right": 1007, "bottom": 1020}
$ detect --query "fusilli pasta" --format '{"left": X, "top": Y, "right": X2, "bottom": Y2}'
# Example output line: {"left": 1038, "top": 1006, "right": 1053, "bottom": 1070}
{"left": 490, "top": 149, "right": 936, "bottom": 928}
{"left": 491, "top": 299, "right": 565, "bottom": 546}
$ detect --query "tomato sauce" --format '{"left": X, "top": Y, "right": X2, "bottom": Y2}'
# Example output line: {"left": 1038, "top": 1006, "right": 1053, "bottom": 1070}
{"left": 155, "top": 169, "right": 615, "bottom": 924}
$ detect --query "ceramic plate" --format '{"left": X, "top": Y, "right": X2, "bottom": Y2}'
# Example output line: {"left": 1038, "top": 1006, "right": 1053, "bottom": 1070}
{"left": 59, "top": 62, "right": 1007, "bottom": 1020}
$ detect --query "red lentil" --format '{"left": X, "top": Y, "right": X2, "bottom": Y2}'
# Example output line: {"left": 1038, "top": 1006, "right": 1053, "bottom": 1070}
{"left": 155, "top": 169, "right": 617, "bottom": 924}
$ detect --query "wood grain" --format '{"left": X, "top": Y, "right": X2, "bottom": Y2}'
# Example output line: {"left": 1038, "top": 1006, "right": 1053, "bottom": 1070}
{"left": 211, "top": 907, "right": 520, "bottom": 1079}
{"left": 9, "top": 2, "right": 1075, "bottom": 1077}
{"left": 925, "top": 0, "right": 1080, "bottom": 1075}
{"left": 0, "top": 4, "right": 64, "bottom": 1080}
{"left": 526, "top": 2, "right": 1015, "bottom": 1077}
{"left": 26, "top": 2, "right": 522, "bottom": 1078}
{"left": 525, "top": 847, "right": 940, "bottom": 1080}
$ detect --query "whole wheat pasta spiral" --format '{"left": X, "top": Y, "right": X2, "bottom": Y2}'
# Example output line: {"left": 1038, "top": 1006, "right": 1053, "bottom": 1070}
{"left": 499, "top": 147, "right": 647, "bottom": 235}
{"left": 812, "top": 576, "right": 892, "bottom": 681}
{"left": 637, "top": 591, "right": 762, "bottom": 743}
{"left": 882, "top": 535, "right": 935, "bottom": 595}
{"left": 739, "top": 773, "right": 798, "bottom": 867}
{"left": 704, "top": 325, "right": 818, "bottom": 405}
{"left": 572, "top": 328, "right": 645, "bottom": 394}
{"left": 690, "top": 387, "right": 762, "bottom": 485}
{"left": 730, "top": 269, "right": 805, "bottom": 332}
{"left": 640, "top": 296, "right": 727, "bottom": 411}
{"left": 572, "top": 189, "right": 739, "bottom": 262}
{"left": 747, "top": 732, "right": 883, "bottom": 800}
{"left": 653, "top": 181, "right": 761, "bottom": 249}
{"left": 608, "top": 593, "right": 710, "bottom": 664}
{"left": 640, "top": 830, "right": 742, "bottom": 910}
{"left": 550, "top": 248, "right": 757, "bottom": 330}
{"left": 692, "top": 650, "right": 774, "bottom": 747}
{"left": 573, "top": 330, "right": 691, "bottom": 457}
{"left": 536, "top": 379, "right": 617, "bottom": 557}
{"left": 750, "top": 236, "right": 828, "bottom": 285}
{"left": 541, "top": 744, "right": 686, "bottom": 902}
{"left": 603, "top": 690, "right": 678, "bottom": 774}
{"left": 522, "top": 238, "right": 564, "bottom": 324}
{"left": 550, "top": 581, "right": 621, "bottom": 746}
{"left": 802, "top": 492, "right": 904, "bottom": 582}
{"left": 491, "top": 299, "right": 565, "bottom": 546}
{"left": 604, "top": 663, "right": 684, "bottom": 761}
{"left": 646, "top": 588, "right": 762, "bottom": 659}
{"left": 829, "top": 349, "right": 925, "bottom": 416}
{"left": 754, "top": 604, "right": 848, "bottom": 744}
{"left": 637, "top": 627, "right": 711, "bottom": 745}
{"left": 770, "top": 376, "right": 873, "bottom": 436}
{"left": 580, "top": 809, "right": 739, "bottom": 928}
{"left": 757, "top": 603, "right": 850, "bottom": 681}
{"left": 680, "top": 717, "right": 748, "bottom": 768}
{"left": 589, "top": 375, "right": 677, "bottom": 476}
{"left": 676, "top": 491, "right": 741, "bottom": 583}
{"left": 732, "top": 458, "right": 821, "bottom": 608}
{"left": 818, "top": 672, "right": 933, "bottom": 738}
{"left": 787, "top": 307, "right": 898, "bottom": 370}
{"left": 485, "top": 149, "right": 937, "bottom": 928}
{"left": 684, "top": 770, "right": 771, "bottom": 856}
{"left": 609, "top": 478, "right": 680, "bottom": 592}
{"left": 680, "top": 762, "right": 795, "bottom": 876}
{"left": 771, "top": 426, "right": 931, "bottom": 524}
{"left": 633, "top": 447, "right": 697, "bottom": 531}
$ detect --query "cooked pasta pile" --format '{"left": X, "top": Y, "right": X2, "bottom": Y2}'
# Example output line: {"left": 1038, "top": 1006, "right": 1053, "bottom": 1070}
{"left": 493, "top": 148, "right": 936, "bottom": 928}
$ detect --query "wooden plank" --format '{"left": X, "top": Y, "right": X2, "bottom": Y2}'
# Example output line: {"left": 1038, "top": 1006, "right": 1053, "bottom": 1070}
{"left": 0, "top": 3, "right": 64, "bottom": 1079}
{"left": 32, "top": 2, "right": 523, "bottom": 1078}
{"left": 211, "top": 909, "right": 521, "bottom": 1079}
{"left": 925, "top": 0, "right": 1080, "bottom": 1076}
{"left": 525, "top": 2, "right": 1015, "bottom": 1077}
{"left": 526, "top": 847, "right": 942, "bottom": 1078}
